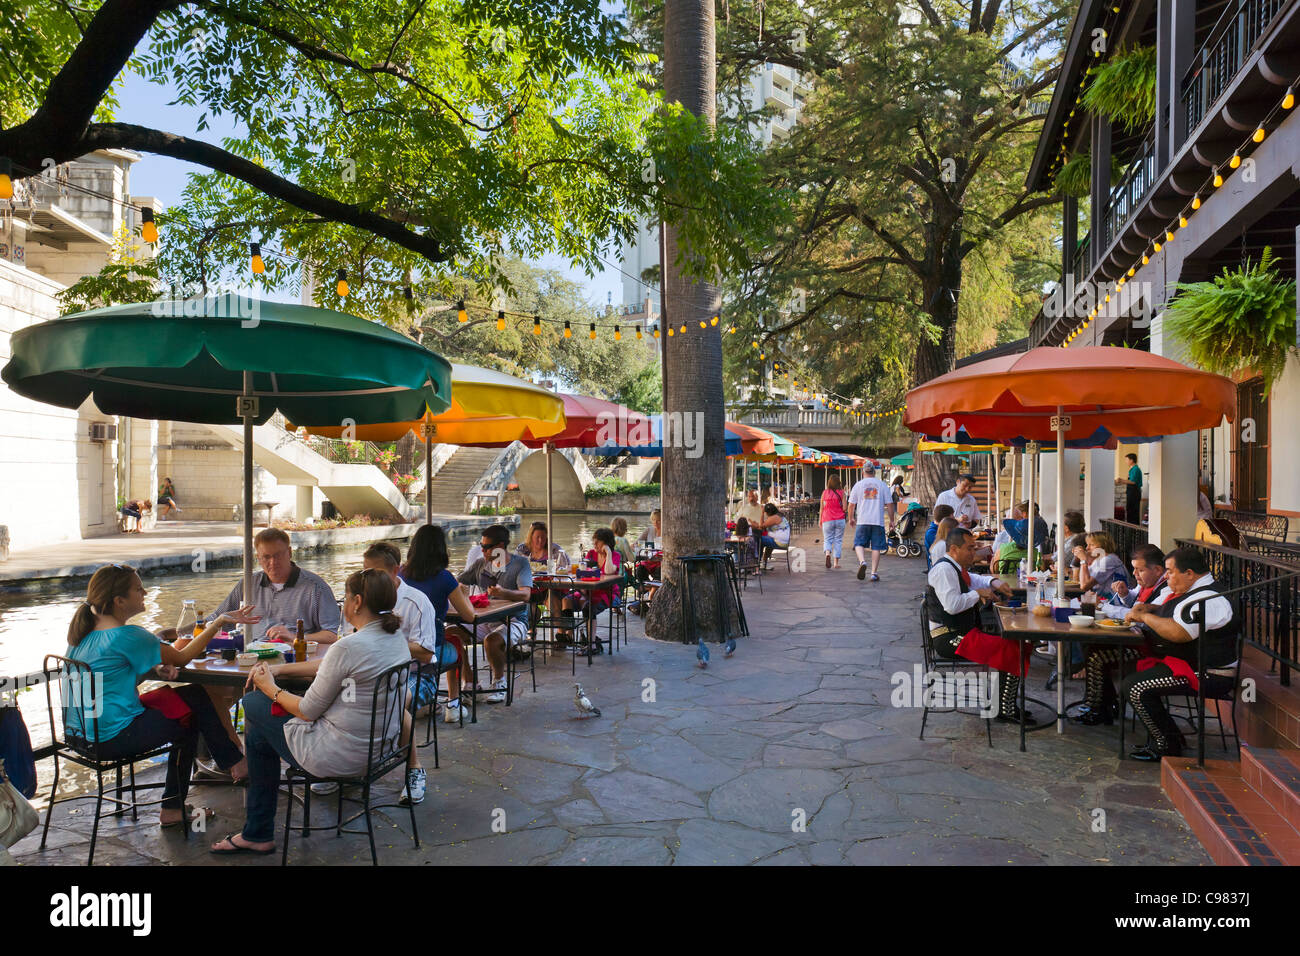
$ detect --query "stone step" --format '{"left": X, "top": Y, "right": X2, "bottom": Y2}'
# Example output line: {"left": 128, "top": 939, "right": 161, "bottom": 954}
{"left": 1162, "top": 756, "right": 1300, "bottom": 865}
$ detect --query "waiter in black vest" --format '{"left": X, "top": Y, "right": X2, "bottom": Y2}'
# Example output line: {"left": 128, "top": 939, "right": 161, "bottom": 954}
{"left": 1121, "top": 547, "right": 1239, "bottom": 761}
{"left": 925, "top": 527, "right": 1036, "bottom": 723}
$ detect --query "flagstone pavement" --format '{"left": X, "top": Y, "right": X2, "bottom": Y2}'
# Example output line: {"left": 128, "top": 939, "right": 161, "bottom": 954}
{"left": 14, "top": 543, "right": 1212, "bottom": 866}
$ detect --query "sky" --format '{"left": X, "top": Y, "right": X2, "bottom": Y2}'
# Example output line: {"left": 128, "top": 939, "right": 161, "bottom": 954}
{"left": 113, "top": 71, "right": 625, "bottom": 308}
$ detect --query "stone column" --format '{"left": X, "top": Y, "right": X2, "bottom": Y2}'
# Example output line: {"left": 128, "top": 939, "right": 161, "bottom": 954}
{"left": 296, "top": 486, "right": 315, "bottom": 522}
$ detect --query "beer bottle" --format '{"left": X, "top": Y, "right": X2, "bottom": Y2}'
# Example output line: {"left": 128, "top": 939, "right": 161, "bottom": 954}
{"left": 293, "top": 618, "right": 307, "bottom": 663}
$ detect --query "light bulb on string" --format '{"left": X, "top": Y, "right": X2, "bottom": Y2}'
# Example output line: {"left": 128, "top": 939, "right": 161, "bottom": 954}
{"left": 457, "top": 299, "right": 468, "bottom": 323}
{"left": 668, "top": 327, "right": 675, "bottom": 337}
{"left": 1253, "top": 126, "right": 1265, "bottom": 143}
{"left": 614, "top": 325, "right": 621, "bottom": 341}
{"left": 336, "top": 269, "right": 349, "bottom": 297}
{"left": 635, "top": 325, "right": 643, "bottom": 340}
{"left": 0, "top": 158, "right": 11, "bottom": 200}
{"left": 249, "top": 242, "right": 265, "bottom": 274}
{"left": 533, "top": 315, "right": 541, "bottom": 335}
{"left": 1285, "top": 87, "right": 1295, "bottom": 110}
{"left": 1179, "top": 215, "right": 1188, "bottom": 229}
{"left": 710, "top": 316, "right": 719, "bottom": 327}
{"left": 1230, "top": 153, "right": 1241, "bottom": 169}
{"left": 1191, "top": 194, "right": 1201, "bottom": 210}
{"left": 564, "top": 320, "right": 572, "bottom": 338}
{"left": 699, "top": 320, "right": 706, "bottom": 330}
{"left": 589, "top": 322, "right": 597, "bottom": 340}
{"left": 141, "top": 207, "right": 159, "bottom": 244}
{"left": 1142, "top": 254, "right": 1150, "bottom": 264}
{"left": 496, "top": 310, "right": 506, "bottom": 331}
{"left": 1213, "top": 170, "right": 1224, "bottom": 188}
{"left": 652, "top": 325, "right": 660, "bottom": 339}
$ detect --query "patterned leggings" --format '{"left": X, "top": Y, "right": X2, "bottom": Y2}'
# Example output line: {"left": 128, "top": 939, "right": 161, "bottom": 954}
{"left": 1118, "top": 663, "right": 1187, "bottom": 753}
{"left": 1083, "top": 646, "right": 1141, "bottom": 711}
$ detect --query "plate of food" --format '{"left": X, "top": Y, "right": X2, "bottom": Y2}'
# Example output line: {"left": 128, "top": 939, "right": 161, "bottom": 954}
{"left": 1094, "top": 618, "right": 1130, "bottom": 629}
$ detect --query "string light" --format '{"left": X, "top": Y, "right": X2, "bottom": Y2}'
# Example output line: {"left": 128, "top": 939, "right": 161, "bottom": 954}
{"left": 1253, "top": 125, "right": 1266, "bottom": 143}
{"left": 496, "top": 310, "right": 506, "bottom": 331}
{"left": 457, "top": 299, "right": 468, "bottom": 323}
{"left": 678, "top": 323, "right": 686, "bottom": 334}
{"left": 249, "top": 242, "right": 264, "bottom": 274}
{"left": 336, "top": 269, "right": 349, "bottom": 297}
{"left": 1230, "top": 153, "right": 1242, "bottom": 169}
{"left": 533, "top": 315, "right": 541, "bottom": 335}
{"left": 636, "top": 325, "right": 643, "bottom": 340}
{"left": 668, "top": 327, "right": 675, "bottom": 337}
{"left": 710, "top": 315, "right": 719, "bottom": 326}
{"left": 141, "top": 207, "right": 158, "bottom": 244}
{"left": 1191, "top": 194, "right": 1201, "bottom": 210}
{"left": 589, "top": 322, "right": 597, "bottom": 340}
{"left": 563, "top": 320, "right": 572, "bottom": 338}
{"left": 699, "top": 319, "right": 707, "bottom": 329}
{"left": 0, "top": 159, "right": 12, "bottom": 200}
{"left": 1142, "top": 254, "right": 1150, "bottom": 264}
{"left": 653, "top": 325, "right": 660, "bottom": 339}
{"left": 1285, "top": 87, "right": 1296, "bottom": 110}
{"left": 614, "top": 324, "right": 621, "bottom": 341}
{"left": 1213, "top": 170, "right": 1224, "bottom": 188}
{"left": 1178, "top": 215, "right": 1188, "bottom": 228}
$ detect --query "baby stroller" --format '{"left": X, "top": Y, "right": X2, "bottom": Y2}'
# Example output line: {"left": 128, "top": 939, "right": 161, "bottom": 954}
{"left": 887, "top": 502, "right": 927, "bottom": 557}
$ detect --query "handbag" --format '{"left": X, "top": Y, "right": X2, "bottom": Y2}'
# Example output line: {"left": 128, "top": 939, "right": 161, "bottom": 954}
{"left": 0, "top": 757, "right": 39, "bottom": 851}
{"left": 0, "top": 707, "right": 37, "bottom": 798}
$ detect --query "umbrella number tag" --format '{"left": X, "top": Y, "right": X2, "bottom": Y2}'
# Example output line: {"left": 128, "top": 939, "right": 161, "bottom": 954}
{"left": 237, "top": 396, "right": 260, "bottom": 420}
{"left": 1050, "top": 415, "right": 1071, "bottom": 431}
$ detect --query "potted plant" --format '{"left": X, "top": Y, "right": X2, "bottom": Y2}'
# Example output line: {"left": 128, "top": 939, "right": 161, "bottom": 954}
{"left": 1164, "top": 247, "right": 1298, "bottom": 391}
{"left": 1081, "top": 46, "right": 1157, "bottom": 131}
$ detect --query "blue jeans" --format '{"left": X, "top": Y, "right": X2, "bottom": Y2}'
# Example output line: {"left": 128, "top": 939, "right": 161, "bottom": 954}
{"left": 822, "top": 519, "right": 846, "bottom": 559}
{"left": 760, "top": 535, "right": 786, "bottom": 550}
{"left": 240, "top": 691, "right": 300, "bottom": 843}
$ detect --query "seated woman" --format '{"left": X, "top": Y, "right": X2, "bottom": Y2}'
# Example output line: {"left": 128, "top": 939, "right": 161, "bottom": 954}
{"left": 516, "top": 520, "right": 572, "bottom": 629}
{"left": 400, "top": 524, "right": 474, "bottom": 724}
{"left": 634, "top": 509, "right": 663, "bottom": 585}
{"left": 1075, "top": 532, "right": 1130, "bottom": 600}
{"left": 558, "top": 528, "right": 621, "bottom": 650}
{"left": 610, "top": 517, "right": 638, "bottom": 583}
{"left": 64, "top": 564, "right": 259, "bottom": 829}
{"left": 211, "top": 568, "right": 411, "bottom": 855}
{"left": 929, "top": 516, "right": 958, "bottom": 567}
{"left": 757, "top": 502, "right": 791, "bottom": 564}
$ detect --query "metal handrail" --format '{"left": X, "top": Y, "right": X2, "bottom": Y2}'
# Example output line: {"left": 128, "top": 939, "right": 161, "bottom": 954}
{"left": 1102, "top": 128, "right": 1157, "bottom": 250}
{"left": 1179, "top": 0, "right": 1288, "bottom": 133}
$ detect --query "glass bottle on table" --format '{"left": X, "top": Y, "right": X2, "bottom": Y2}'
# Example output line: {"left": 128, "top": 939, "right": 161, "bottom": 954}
{"left": 176, "top": 599, "right": 197, "bottom": 636}
{"left": 293, "top": 618, "right": 307, "bottom": 664}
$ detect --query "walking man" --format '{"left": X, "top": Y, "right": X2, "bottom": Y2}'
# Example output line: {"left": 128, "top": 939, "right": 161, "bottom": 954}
{"left": 847, "top": 463, "right": 895, "bottom": 582}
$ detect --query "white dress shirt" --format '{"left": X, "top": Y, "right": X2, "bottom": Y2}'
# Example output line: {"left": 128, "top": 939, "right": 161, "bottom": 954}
{"left": 339, "top": 578, "right": 437, "bottom": 653}
{"left": 935, "top": 489, "right": 982, "bottom": 525}
{"left": 1170, "top": 574, "right": 1233, "bottom": 638}
{"left": 926, "top": 557, "right": 999, "bottom": 632}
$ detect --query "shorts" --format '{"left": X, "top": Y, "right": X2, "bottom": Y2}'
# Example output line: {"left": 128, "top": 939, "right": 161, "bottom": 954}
{"left": 484, "top": 617, "right": 529, "bottom": 646}
{"left": 853, "top": 524, "right": 887, "bottom": 551}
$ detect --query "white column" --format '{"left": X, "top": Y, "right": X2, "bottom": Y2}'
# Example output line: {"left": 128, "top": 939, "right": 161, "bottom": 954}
{"left": 1039, "top": 448, "right": 1059, "bottom": 527}
{"left": 1082, "top": 448, "right": 1117, "bottom": 531}
{"left": 296, "top": 486, "right": 314, "bottom": 522}
{"left": 1149, "top": 433, "right": 1198, "bottom": 550}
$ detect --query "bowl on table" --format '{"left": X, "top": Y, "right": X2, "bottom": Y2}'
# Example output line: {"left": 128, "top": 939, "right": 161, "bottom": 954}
{"left": 1067, "top": 614, "right": 1093, "bottom": 629}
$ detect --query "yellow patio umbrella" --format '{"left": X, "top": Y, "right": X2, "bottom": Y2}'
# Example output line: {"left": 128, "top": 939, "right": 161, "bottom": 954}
{"left": 299, "top": 363, "right": 565, "bottom": 522}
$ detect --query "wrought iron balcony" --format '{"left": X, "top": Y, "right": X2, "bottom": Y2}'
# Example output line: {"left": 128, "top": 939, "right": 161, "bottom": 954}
{"left": 1181, "top": 0, "right": 1288, "bottom": 133}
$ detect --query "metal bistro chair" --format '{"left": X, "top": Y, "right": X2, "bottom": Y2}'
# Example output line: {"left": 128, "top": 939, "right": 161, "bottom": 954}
{"left": 282, "top": 659, "right": 419, "bottom": 866}
{"left": 414, "top": 635, "right": 467, "bottom": 768}
{"left": 39, "top": 654, "right": 189, "bottom": 864}
{"left": 729, "top": 536, "right": 763, "bottom": 593}
{"left": 918, "top": 608, "right": 994, "bottom": 747}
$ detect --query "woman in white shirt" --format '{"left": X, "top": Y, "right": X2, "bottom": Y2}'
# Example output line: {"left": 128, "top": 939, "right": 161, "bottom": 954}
{"left": 212, "top": 568, "right": 410, "bottom": 855}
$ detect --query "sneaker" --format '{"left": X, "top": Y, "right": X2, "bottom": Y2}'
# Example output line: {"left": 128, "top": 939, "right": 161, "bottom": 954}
{"left": 399, "top": 768, "right": 426, "bottom": 805}
{"left": 870, "top": 573, "right": 880, "bottom": 582}
{"left": 443, "top": 699, "right": 465, "bottom": 723}
{"left": 311, "top": 781, "right": 339, "bottom": 795}
{"left": 483, "top": 678, "right": 508, "bottom": 704}
{"left": 856, "top": 564, "right": 867, "bottom": 581}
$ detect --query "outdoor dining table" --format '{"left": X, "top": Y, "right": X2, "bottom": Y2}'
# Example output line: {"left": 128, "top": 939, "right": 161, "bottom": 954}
{"left": 531, "top": 574, "right": 622, "bottom": 667}
{"left": 446, "top": 599, "right": 528, "bottom": 722}
{"left": 180, "top": 642, "right": 330, "bottom": 689}
{"left": 995, "top": 606, "right": 1146, "bottom": 756}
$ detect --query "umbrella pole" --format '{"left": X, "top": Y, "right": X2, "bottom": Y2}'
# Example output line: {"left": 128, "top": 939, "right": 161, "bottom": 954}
{"left": 1056, "top": 406, "right": 1066, "bottom": 734}
{"left": 993, "top": 449, "right": 1001, "bottom": 529}
{"left": 241, "top": 371, "right": 254, "bottom": 603}
{"left": 425, "top": 437, "right": 433, "bottom": 525}
{"left": 545, "top": 441, "right": 554, "bottom": 574}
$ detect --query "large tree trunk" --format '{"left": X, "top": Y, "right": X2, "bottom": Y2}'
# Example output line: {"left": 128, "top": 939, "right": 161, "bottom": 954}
{"left": 911, "top": 226, "right": 964, "bottom": 507}
{"left": 644, "top": 0, "right": 730, "bottom": 644}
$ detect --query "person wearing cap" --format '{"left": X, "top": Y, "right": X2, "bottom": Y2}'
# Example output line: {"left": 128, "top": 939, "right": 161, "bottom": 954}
{"left": 935, "top": 474, "right": 982, "bottom": 528}
{"left": 846, "top": 463, "right": 895, "bottom": 582}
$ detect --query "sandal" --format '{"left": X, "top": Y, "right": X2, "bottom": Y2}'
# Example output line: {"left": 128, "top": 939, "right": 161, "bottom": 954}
{"left": 161, "top": 804, "right": 217, "bottom": 828}
{"left": 210, "top": 833, "right": 276, "bottom": 855}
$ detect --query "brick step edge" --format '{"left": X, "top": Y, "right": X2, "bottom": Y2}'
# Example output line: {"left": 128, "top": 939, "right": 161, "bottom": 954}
{"left": 1242, "top": 744, "right": 1300, "bottom": 828}
{"left": 1162, "top": 757, "right": 1298, "bottom": 865}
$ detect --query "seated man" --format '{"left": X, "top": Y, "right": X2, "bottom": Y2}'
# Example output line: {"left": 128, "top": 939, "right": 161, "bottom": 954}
{"left": 449, "top": 525, "right": 532, "bottom": 704}
{"left": 924, "top": 504, "right": 954, "bottom": 570}
{"left": 1075, "top": 544, "right": 1168, "bottom": 725}
{"left": 1119, "top": 547, "right": 1239, "bottom": 760}
{"left": 926, "top": 528, "right": 1035, "bottom": 723}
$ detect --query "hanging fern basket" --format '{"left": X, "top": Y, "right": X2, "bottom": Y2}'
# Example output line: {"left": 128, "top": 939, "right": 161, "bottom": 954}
{"left": 1081, "top": 46, "right": 1157, "bottom": 131}
{"left": 1164, "top": 247, "right": 1298, "bottom": 392}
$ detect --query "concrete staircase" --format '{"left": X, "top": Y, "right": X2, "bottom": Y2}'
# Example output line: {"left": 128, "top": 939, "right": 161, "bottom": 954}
{"left": 427, "top": 446, "right": 503, "bottom": 513}
{"left": 203, "top": 423, "right": 413, "bottom": 521}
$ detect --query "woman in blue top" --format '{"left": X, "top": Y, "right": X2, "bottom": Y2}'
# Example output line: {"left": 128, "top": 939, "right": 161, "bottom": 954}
{"left": 64, "top": 564, "right": 260, "bottom": 827}
{"left": 400, "top": 524, "right": 475, "bottom": 724}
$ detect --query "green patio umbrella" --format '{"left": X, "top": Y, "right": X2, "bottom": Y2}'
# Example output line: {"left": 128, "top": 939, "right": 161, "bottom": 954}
{"left": 3, "top": 294, "right": 452, "bottom": 598}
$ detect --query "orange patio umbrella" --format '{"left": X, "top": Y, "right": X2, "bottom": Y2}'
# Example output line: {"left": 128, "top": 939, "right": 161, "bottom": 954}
{"left": 905, "top": 346, "right": 1236, "bottom": 735}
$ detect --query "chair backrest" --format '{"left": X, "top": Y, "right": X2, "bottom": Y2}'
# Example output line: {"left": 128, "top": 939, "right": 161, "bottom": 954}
{"left": 43, "top": 654, "right": 104, "bottom": 756}
{"left": 364, "top": 660, "right": 414, "bottom": 780}
{"left": 919, "top": 605, "right": 935, "bottom": 669}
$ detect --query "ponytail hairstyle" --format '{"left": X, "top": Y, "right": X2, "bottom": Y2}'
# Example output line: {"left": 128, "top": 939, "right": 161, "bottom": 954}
{"left": 344, "top": 568, "right": 402, "bottom": 634}
{"left": 68, "top": 564, "right": 139, "bottom": 646}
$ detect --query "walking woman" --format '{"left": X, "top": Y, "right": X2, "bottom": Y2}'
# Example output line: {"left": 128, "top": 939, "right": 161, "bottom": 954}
{"left": 820, "top": 474, "right": 847, "bottom": 569}
{"left": 64, "top": 564, "right": 259, "bottom": 828}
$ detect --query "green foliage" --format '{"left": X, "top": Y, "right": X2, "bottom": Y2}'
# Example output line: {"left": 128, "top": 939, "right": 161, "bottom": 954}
{"left": 469, "top": 505, "right": 516, "bottom": 515}
{"left": 1165, "top": 248, "right": 1297, "bottom": 392}
{"left": 584, "top": 478, "right": 660, "bottom": 498}
{"left": 1053, "top": 152, "right": 1128, "bottom": 198}
{"left": 611, "top": 363, "right": 663, "bottom": 414}
{"left": 57, "top": 227, "right": 159, "bottom": 314}
{"left": 1081, "top": 46, "right": 1157, "bottom": 131}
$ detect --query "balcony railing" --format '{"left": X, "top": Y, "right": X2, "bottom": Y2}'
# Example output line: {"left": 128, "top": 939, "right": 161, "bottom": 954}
{"left": 1101, "top": 518, "right": 1147, "bottom": 567}
{"left": 1181, "top": 0, "right": 1287, "bottom": 133}
{"left": 1102, "top": 128, "right": 1158, "bottom": 251}
{"left": 1072, "top": 229, "right": 1091, "bottom": 279}
{"left": 736, "top": 408, "right": 857, "bottom": 430}
{"left": 1176, "top": 538, "right": 1299, "bottom": 686}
